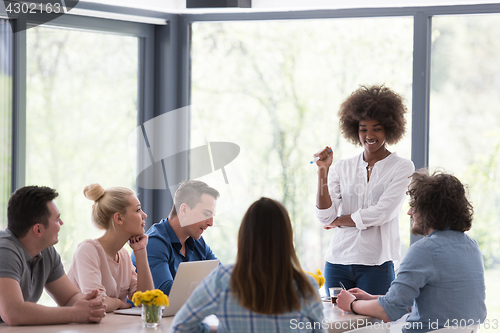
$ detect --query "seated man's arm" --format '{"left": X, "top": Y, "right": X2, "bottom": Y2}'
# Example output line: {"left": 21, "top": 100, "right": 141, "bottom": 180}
{"left": 202, "top": 238, "right": 217, "bottom": 261}
{"left": 0, "top": 276, "right": 106, "bottom": 326}
{"left": 354, "top": 299, "right": 391, "bottom": 322}
{"left": 46, "top": 274, "right": 111, "bottom": 315}
{"left": 339, "top": 242, "right": 435, "bottom": 323}
{"left": 337, "top": 290, "right": 390, "bottom": 322}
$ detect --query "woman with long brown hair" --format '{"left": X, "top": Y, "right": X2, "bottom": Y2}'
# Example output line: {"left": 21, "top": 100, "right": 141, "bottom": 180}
{"left": 171, "top": 197, "right": 324, "bottom": 332}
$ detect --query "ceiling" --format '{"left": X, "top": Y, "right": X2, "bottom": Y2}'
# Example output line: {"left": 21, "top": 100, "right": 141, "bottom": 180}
{"left": 79, "top": 0, "right": 500, "bottom": 14}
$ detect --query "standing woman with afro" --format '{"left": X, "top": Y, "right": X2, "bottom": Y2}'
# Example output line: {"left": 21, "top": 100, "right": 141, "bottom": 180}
{"left": 314, "top": 85, "right": 415, "bottom": 296}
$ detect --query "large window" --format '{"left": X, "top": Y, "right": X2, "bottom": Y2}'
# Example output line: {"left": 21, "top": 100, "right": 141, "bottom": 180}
{"left": 3, "top": 2, "right": 499, "bottom": 318}
{"left": 26, "top": 26, "right": 139, "bottom": 269}
{"left": 430, "top": 13, "right": 500, "bottom": 321}
{"left": 191, "top": 17, "right": 413, "bottom": 272}
{"left": 0, "top": 19, "right": 12, "bottom": 230}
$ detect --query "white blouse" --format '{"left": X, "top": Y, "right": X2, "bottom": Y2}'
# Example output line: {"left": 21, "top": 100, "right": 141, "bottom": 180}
{"left": 315, "top": 152, "right": 415, "bottom": 268}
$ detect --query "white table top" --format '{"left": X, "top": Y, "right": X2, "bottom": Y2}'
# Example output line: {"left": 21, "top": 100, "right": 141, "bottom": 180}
{"left": 0, "top": 302, "right": 378, "bottom": 332}
{"left": 322, "top": 300, "right": 380, "bottom": 333}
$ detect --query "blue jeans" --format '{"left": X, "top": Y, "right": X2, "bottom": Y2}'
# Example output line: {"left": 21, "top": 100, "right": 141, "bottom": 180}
{"left": 324, "top": 261, "right": 394, "bottom": 296}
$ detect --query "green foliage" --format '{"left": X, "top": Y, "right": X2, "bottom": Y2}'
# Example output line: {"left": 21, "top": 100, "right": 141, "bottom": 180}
{"left": 430, "top": 14, "right": 500, "bottom": 317}
{"left": 191, "top": 18, "right": 413, "bottom": 270}
{"left": 462, "top": 133, "right": 500, "bottom": 268}
{"left": 430, "top": 15, "right": 500, "bottom": 268}
{"left": 8, "top": 12, "right": 500, "bottom": 314}
{"left": 26, "top": 27, "right": 138, "bottom": 268}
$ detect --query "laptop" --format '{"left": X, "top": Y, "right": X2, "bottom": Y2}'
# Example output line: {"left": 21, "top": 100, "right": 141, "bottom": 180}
{"left": 114, "top": 259, "right": 219, "bottom": 317}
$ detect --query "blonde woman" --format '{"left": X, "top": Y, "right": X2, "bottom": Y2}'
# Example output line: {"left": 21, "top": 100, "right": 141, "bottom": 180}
{"left": 67, "top": 184, "right": 154, "bottom": 312}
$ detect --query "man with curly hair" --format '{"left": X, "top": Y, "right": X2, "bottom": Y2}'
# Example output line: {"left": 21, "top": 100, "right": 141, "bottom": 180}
{"left": 314, "top": 85, "right": 415, "bottom": 296}
{"left": 336, "top": 170, "right": 487, "bottom": 332}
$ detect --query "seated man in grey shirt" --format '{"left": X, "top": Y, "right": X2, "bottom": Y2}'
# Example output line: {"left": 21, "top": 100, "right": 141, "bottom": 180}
{"left": 0, "top": 186, "right": 106, "bottom": 326}
{"left": 337, "top": 170, "right": 487, "bottom": 332}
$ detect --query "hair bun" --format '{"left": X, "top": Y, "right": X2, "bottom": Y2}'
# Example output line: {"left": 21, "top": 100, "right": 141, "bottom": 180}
{"left": 83, "top": 183, "right": 106, "bottom": 202}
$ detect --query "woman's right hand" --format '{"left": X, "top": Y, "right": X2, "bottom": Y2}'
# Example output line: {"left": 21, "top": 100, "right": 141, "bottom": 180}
{"left": 118, "top": 300, "right": 132, "bottom": 309}
{"left": 128, "top": 234, "right": 148, "bottom": 252}
{"left": 314, "top": 146, "right": 333, "bottom": 169}
{"left": 103, "top": 295, "right": 132, "bottom": 312}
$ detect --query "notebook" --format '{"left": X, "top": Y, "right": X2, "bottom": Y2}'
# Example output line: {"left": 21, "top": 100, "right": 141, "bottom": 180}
{"left": 114, "top": 259, "right": 220, "bottom": 317}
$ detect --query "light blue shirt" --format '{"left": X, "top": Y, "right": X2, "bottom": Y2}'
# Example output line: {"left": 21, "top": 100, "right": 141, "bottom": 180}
{"left": 170, "top": 264, "right": 326, "bottom": 333}
{"left": 378, "top": 229, "right": 487, "bottom": 332}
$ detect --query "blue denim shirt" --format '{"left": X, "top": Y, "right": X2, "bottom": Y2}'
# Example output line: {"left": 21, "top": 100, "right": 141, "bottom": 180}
{"left": 378, "top": 229, "right": 487, "bottom": 332}
{"left": 131, "top": 218, "right": 217, "bottom": 295}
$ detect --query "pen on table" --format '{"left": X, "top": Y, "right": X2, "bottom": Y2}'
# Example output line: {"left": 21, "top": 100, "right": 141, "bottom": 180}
{"left": 339, "top": 281, "right": 346, "bottom": 291}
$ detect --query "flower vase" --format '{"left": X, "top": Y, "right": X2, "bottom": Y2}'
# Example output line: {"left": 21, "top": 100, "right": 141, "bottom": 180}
{"left": 141, "top": 304, "right": 163, "bottom": 328}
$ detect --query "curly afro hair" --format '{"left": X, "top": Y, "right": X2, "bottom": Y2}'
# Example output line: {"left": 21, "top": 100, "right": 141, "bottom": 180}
{"left": 338, "top": 85, "right": 407, "bottom": 146}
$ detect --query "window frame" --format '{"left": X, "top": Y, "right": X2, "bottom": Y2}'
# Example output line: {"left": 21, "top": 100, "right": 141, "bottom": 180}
{"left": 3, "top": 2, "right": 500, "bottom": 230}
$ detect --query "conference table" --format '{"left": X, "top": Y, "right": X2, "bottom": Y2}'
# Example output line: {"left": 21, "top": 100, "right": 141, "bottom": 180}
{"left": 0, "top": 302, "right": 379, "bottom": 332}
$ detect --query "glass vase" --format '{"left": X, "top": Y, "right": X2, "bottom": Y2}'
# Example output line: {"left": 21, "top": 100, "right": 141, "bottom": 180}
{"left": 141, "top": 304, "right": 163, "bottom": 328}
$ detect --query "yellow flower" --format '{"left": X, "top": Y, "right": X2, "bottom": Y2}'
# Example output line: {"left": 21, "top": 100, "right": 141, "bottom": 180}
{"left": 142, "top": 290, "right": 155, "bottom": 305}
{"left": 132, "top": 289, "right": 169, "bottom": 307}
{"left": 305, "top": 269, "right": 325, "bottom": 289}
{"left": 153, "top": 294, "right": 169, "bottom": 307}
{"left": 315, "top": 269, "right": 325, "bottom": 289}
